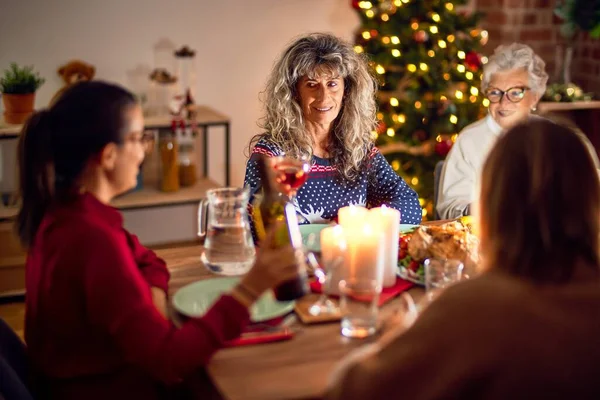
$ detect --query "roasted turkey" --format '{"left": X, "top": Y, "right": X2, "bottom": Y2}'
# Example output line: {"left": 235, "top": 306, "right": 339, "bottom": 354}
{"left": 407, "top": 221, "right": 479, "bottom": 271}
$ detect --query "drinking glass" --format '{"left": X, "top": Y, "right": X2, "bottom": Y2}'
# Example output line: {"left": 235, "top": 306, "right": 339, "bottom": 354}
{"left": 339, "top": 279, "right": 381, "bottom": 338}
{"left": 271, "top": 154, "right": 310, "bottom": 205}
{"left": 424, "top": 258, "right": 464, "bottom": 301}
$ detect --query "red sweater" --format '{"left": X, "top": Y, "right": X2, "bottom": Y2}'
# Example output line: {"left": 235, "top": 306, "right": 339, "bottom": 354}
{"left": 25, "top": 192, "right": 250, "bottom": 399}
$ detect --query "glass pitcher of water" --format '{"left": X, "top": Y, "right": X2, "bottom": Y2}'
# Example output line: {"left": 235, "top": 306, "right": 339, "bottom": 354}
{"left": 198, "top": 188, "right": 255, "bottom": 276}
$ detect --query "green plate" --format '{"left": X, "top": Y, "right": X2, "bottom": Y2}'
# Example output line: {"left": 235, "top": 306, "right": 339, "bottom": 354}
{"left": 172, "top": 277, "right": 295, "bottom": 322}
{"left": 400, "top": 224, "right": 419, "bottom": 233}
{"left": 299, "top": 224, "right": 329, "bottom": 252}
{"left": 300, "top": 223, "right": 419, "bottom": 253}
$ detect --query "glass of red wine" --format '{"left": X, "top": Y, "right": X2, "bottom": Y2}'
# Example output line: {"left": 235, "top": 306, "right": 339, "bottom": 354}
{"left": 271, "top": 154, "right": 310, "bottom": 204}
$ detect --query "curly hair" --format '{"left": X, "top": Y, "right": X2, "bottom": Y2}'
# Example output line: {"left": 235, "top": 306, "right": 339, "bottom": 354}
{"left": 251, "top": 33, "right": 378, "bottom": 181}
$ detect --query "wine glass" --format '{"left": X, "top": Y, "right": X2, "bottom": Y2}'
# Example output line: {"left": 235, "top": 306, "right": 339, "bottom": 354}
{"left": 271, "top": 154, "right": 311, "bottom": 204}
{"left": 270, "top": 154, "right": 311, "bottom": 224}
{"left": 304, "top": 226, "right": 348, "bottom": 317}
{"left": 306, "top": 253, "right": 343, "bottom": 316}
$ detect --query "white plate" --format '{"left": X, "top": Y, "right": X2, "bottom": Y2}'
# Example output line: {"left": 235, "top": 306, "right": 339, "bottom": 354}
{"left": 173, "top": 277, "right": 295, "bottom": 322}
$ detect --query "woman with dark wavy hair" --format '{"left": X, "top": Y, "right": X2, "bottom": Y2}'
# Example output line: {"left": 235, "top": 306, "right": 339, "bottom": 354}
{"left": 327, "top": 119, "right": 600, "bottom": 399}
{"left": 244, "top": 33, "right": 422, "bottom": 227}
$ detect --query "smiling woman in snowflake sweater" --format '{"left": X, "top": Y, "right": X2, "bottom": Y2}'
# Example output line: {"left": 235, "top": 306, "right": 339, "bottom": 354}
{"left": 244, "top": 33, "right": 422, "bottom": 227}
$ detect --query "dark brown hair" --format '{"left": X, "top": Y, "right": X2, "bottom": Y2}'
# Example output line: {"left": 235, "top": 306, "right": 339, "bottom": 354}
{"left": 16, "top": 81, "right": 137, "bottom": 247}
{"left": 479, "top": 119, "right": 600, "bottom": 283}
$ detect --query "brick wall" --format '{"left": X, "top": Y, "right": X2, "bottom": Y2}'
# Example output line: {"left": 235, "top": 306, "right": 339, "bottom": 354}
{"left": 572, "top": 33, "right": 600, "bottom": 94}
{"left": 474, "top": 0, "right": 600, "bottom": 95}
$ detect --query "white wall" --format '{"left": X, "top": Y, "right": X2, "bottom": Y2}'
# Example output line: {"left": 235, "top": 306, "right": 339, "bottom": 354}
{"left": 0, "top": 0, "right": 360, "bottom": 192}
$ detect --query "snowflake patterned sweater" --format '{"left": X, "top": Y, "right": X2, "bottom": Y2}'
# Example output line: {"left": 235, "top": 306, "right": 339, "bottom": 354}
{"left": 244, "top": 137, "right": 422, "bottom": 236}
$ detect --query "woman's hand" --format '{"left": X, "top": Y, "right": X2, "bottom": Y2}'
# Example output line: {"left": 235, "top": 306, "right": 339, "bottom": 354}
{"left": 232, "top": 222, "right": 302, "bottom": 307}
{"left": 151, "top": 287, "right": 168, "bottom": 319}
{"left": 378, "top": 292, "right": 419, "bottom": 346}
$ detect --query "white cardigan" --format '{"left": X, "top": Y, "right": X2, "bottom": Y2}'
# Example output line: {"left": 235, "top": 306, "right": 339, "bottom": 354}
{"left": 436, "top": 114, "right": 600, "bottom": 220}
{"left": 436, "top": 114, "right": 502, "bottom": 219}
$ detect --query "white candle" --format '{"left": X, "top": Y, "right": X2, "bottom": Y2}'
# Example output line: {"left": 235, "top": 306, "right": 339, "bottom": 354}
{"left": 320, "top": 225, "right": 347, "bottom": 295}
{"left": 345, "top": 222, "right": 384, "bottom": 283}
{"left": 338, "top": 205, "right": 368, "bottom": 234}
{"left": 369, "top": 206, "right": 400, "bottom": 288}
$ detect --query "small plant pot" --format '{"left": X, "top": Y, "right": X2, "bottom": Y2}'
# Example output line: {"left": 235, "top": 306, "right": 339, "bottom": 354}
{"left": 2, "top": 93, "right": 35, "bottom": 124}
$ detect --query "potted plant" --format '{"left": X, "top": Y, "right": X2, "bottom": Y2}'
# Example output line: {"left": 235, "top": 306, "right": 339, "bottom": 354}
{"left": 0, "top": 63, "right": 45, "bottom": 124}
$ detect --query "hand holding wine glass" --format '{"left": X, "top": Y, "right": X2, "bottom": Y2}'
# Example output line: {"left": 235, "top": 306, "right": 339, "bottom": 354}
{"left": 271, "top": 154, "right": 310, "bottom": 202}
{"left": 271, "top": 154, "right": 311, "bottom": 223}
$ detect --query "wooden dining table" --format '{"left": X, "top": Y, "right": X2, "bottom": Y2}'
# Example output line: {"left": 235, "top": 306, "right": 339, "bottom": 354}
{"left": 156, "top": 244, "right": 425, "bottom": 400}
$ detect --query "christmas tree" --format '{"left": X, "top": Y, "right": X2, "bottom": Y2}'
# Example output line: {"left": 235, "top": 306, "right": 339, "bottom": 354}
{"left": 351, "top": 0, "right": 488, "bottom": 219}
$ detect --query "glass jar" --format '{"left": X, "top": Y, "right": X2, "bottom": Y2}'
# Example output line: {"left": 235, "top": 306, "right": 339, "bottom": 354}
{"left": 177, "top": 122, "right": 197, "bottom": 187}
{"left": 159, "top": 132, "right": 180, "bottom": 192}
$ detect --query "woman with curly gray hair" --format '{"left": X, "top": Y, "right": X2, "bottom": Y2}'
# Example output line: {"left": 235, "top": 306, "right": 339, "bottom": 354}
{"left": 437, "top": 43, "right": 550, "bottom": 220}
{"left": 244, "top": 33, "right": 422, "bottom": 227}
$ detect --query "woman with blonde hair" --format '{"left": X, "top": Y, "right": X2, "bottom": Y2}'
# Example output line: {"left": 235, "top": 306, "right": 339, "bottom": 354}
{"left": 244, "top": 33, "right": 421, "bottom": 226}
{"left": 326, "top": 118, "right": 600, "bottom": 399}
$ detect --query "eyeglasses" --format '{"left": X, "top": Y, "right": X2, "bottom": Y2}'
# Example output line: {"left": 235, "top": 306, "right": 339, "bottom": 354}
{"left": 485, "top": 86, "right": 529, "bottom": 103}
{"left": 126, "top": 131, "right": 155, "bottom": 145}
{"left": 125, "top": 131, "right": 156, "bottom": 153}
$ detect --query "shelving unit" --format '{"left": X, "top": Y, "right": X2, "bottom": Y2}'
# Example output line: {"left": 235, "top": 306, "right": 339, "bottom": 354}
{"left": 536, "top": 100, "right": 600, "bottom": 158}
{"left": 113, "top": 178, "right": 219, "bottom": 209}
{"left": 0, "top": 104, "right": 231, "bottom": 186}
{"left": 538, "top": 100, "right": 600, "bottom": 113}
{"left": 0, "top": 104, "right": 230, "bottom": 215}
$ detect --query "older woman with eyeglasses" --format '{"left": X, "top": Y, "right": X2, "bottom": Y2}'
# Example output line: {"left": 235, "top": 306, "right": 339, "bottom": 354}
{"left": 436, "top": 43, "right": 548, "bottom": 219}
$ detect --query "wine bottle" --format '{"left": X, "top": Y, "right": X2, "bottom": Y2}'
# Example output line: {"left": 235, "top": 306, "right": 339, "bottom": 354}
{"left": 253, "top": 155, "right": 309, "bottom": 301}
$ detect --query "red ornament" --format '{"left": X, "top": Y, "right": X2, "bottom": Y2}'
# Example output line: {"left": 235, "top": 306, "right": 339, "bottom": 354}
{"left": 435, "top": 139, "right": 453, "bottom": 156}
{"left": 465, "top": 51, "right": 482, "bottom": 71}
{"left": 414, "top": 30, "right": 429, "bottom": 43}
{"left": 376, "top": 121, "right": 387, "bottom": 134}
{"left": 370, "top": 29, "right": 379, "bottom": 38}
{"left": 351, "top": 0, "right": 360, "bottom": 9}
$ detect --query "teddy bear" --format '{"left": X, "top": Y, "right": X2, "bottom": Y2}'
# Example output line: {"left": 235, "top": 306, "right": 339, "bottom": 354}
{"left": 50, "top": 60, "right": 96, "bottom": 106}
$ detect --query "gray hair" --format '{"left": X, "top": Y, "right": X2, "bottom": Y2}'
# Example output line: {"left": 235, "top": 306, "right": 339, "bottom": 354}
{"left": 482, "top": 43, "right": 549, "bottom": 96}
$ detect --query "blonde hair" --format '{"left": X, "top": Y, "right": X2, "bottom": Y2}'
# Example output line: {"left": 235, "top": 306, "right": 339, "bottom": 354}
{"left": 478, "top": 119, "right": 600, "bottom": 283}
{"left": 252, "top": 33, "right": 378, "bottom": 181}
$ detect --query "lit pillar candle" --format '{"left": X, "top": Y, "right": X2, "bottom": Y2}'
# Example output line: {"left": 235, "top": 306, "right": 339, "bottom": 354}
{"left": 345, "top": 222, "right": 384, "bottom": 283}
{"left": 338, "top": 205, "right": 368, "bottom": 234}
{"left": 320, "top": 225, "right": 347, "bottom": 295}
{"left": 369, "top": 206, "right": 400, "bottom": 288}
